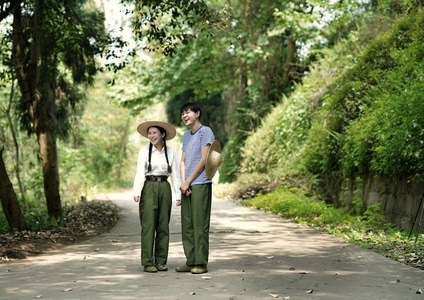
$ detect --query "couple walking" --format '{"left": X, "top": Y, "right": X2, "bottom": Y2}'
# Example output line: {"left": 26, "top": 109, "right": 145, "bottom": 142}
{"left": 132, "top": 102, "right": 222, "bottom": 274}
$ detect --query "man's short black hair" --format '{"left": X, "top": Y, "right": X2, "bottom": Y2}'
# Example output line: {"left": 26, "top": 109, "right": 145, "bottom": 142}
{"left": 180, "top": 102, "right": 202, "bottom": 119}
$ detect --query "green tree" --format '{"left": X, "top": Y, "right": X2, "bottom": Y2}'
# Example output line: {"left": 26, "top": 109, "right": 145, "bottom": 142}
{"left": 123, "top": 0, "right": 339, "bottom": 181}
{"left": 128, "top": 0, "right": 211, "bottom": 57}
{"left": 1, "top": 0, "right": 109, "bottom": 220}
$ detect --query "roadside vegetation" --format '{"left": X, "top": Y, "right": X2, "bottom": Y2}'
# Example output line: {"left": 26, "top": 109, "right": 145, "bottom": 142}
{"left": 0, "top": 71, "right": 134, "bottom": 231}
{"left": 0, "top": 200, "right": 119, "bottom": 260}
{"left": 228, "top": 7, "right": 424, "bottom": 271}
{"left": 215, "top": 182, "right": 424, "bottom": 271}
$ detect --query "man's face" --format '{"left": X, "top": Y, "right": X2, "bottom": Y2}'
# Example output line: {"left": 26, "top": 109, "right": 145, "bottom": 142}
{"left": 181, "top": 109, "right": 199, "bottom": 126}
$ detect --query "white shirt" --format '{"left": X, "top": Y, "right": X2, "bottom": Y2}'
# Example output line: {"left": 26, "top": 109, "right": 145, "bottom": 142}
{"left": 132, "top": 144, "right": 182, "bottom": 201}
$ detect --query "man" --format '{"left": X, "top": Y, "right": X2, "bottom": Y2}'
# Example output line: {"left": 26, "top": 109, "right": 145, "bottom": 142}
{"left": 176, "top": 102, "right": 215, "bottom": 274}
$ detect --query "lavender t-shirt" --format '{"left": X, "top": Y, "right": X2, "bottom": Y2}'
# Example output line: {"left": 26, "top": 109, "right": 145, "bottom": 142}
{"left": 181, "top": 125, "right": 215, "bottom": 185}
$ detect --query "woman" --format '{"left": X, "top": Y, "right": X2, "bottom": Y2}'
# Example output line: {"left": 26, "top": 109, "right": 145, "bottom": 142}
{"left": 133, "top": 121, "right": 181, "bottom": 273}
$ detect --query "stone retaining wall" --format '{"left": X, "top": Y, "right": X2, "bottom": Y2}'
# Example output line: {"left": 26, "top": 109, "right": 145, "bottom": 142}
{"left": 339, "top": 176, "right": 424, "bottom": 230}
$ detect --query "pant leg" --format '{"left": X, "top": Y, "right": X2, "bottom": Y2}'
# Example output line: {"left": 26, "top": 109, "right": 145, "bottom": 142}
{"left": 190, "top": 184, "right": 212, "bottom": 266}
{"left": 154, "top": 182, "right": 172, "bottom": 265}
{"left": 181, "top": 192, "right": 195, "bottom": 265}
{"left": 140, "top": 182, "right": 158, "bottom": 266}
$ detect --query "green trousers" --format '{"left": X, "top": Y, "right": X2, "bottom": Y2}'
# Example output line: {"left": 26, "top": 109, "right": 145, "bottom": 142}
{"left": 181, "top": 183, "right": 212, "bottom": 266}
{"left": 139, "top": 181, "right": 172, "bottom": 266}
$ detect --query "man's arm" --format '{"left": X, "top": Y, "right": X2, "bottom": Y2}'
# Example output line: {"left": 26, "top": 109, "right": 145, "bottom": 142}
{"left": 180, "top": 144, "right": 210, "bottom": 195}
{"left": 180, "top": 152, "right": 188, "bottom": 194}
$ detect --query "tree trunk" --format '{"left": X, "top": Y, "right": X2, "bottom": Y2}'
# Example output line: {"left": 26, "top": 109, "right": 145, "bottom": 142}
{"left": 116, "top": 118, "right": 131, "bottom": 185}
{"left": 6, "top": 79, "right": 28, "bottom": 210}
{"left": 36, "top": 103, "right": 62, "bottom": 219}
{"left": 282, "top": 36, "right": 296, "bottom": 84}
{"left": 12, "top": 1, "right": 62, "bottom": 219}
{"left": 0, "top": 148, "right": 26, "bottom": 231}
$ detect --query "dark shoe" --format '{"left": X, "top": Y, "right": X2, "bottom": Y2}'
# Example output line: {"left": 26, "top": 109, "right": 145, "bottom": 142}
{"left": 175, "top": 265, "right": 193, "bottom": 272}
{"left": 144, "top": 265, "right": 158, "bottom": 273}
{"left": 191, "top": 265, "right": 208, "bottom": 274}
{"left": 156, "top": 264, "right": 168, "bottom": 271}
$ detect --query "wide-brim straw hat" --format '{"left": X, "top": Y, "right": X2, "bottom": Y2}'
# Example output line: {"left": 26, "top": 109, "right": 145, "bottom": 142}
{"left": 206, "top": 140, "right": 222, "bottom": 179}
{"left": 137, "top": 121, "right": 177, "bottom": 140}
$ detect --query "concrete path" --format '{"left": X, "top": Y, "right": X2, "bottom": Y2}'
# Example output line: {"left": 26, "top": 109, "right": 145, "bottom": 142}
{"left": 0, "top": 190, "right": 423, "bottom": 300}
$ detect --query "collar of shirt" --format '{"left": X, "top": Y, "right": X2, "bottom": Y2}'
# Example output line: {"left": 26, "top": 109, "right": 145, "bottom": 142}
{"left": 151, "top": 146, "right": 164, "bottom": 153}
{"left": 146, "top": 146, "right": 170, "bottom": 176}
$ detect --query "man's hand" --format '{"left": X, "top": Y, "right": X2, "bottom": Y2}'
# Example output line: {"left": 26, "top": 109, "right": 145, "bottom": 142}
{"left": 180, "top": 182, "right": 191, "bottom": 196}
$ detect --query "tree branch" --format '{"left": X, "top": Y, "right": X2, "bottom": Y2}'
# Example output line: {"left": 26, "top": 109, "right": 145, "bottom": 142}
{"left": 0, "top": 0, "right": 20, "bottom": 22}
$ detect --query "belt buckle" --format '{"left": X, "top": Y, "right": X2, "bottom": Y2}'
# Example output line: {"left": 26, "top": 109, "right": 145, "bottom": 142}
{"left": 147, "top": 176, "right": 167, "bottom": 182}
{"left": 147, "top": 176, "right": 156, "bottom": 182}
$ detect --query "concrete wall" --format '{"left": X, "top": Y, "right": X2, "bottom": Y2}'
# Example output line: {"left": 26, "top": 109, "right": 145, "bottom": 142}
{"left": 339, "top": 176, "right": 424, "bottom": 230}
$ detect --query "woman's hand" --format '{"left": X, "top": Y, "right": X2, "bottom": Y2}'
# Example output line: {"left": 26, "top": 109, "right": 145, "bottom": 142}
{"left": 133, "top": 195, "right": 140, "bottom": 203}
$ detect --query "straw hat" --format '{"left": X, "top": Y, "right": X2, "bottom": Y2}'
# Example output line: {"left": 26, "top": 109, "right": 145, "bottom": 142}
{"left": 137, "top": 121, "right": 177, "bottom": 140}
{"left": 205, "top": 140, "right": 222, "bottom": 179}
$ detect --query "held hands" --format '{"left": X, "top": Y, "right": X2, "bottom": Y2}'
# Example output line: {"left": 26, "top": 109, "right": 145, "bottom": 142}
{"left": 179, "top": 188, "right": 191, "bottom": 197}
{"left": 180, "top": 182, "right": 192, "bottom": 197}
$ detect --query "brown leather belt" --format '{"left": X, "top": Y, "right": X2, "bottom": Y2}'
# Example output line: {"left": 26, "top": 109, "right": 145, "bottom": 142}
{"left": 145, "top": 175, "right": 168, "bottom": 182}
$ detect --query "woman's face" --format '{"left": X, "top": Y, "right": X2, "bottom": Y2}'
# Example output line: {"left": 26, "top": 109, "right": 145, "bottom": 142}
{"left": 147, "top": 127, "right": 165, "bottom": 147}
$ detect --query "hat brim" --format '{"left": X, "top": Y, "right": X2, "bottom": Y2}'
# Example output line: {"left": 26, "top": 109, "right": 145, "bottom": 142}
{"left": 137, "top": 121, "right": 177, "bottom": 140}
{"left": 205, "top": 140, "right": 222, "bottom": 179}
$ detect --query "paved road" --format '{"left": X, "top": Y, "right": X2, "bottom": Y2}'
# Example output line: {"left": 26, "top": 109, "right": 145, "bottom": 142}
{"left": 0, "top": 190, "right": 423, "bottom": 300}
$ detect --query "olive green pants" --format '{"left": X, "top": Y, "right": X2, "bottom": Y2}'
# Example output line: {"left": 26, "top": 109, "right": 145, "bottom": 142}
{"left": 139, "top": 181, "right": 172, "bottom": 266}
{"left": 181, "top": 183, "right": 212, "bottom": 266}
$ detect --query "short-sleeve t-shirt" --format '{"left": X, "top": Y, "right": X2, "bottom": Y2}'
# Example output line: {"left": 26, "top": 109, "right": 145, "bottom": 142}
{"left": 181, "top": 125, "right": 215, "bottom": 185}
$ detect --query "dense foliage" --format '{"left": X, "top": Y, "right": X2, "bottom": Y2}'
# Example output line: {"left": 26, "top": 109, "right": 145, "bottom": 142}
{"left": 59, "top": 73, "right": 135, "bottom": 201}
{"left": 117, "top": 0, "right": 361, "bottom": 183}
{"left": 0, "top": 0, "right": 112, "bottom": 231}
{"left": 306, "top": 10, "right": 424, "bottom": 181}
{"left": 230, "top": 5, "right": 424, "bottom": 234}
{"left": 0, "top": 0, "right": 132, "bottom": 230}
{"left": 0, "top": 72, "right": 133, "bottom": 233}
{"left": 239, "top": 15, "right": 387, "bottom": 176}
{"left": 239, "top": 9, "right": 424, "bottom": 182}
